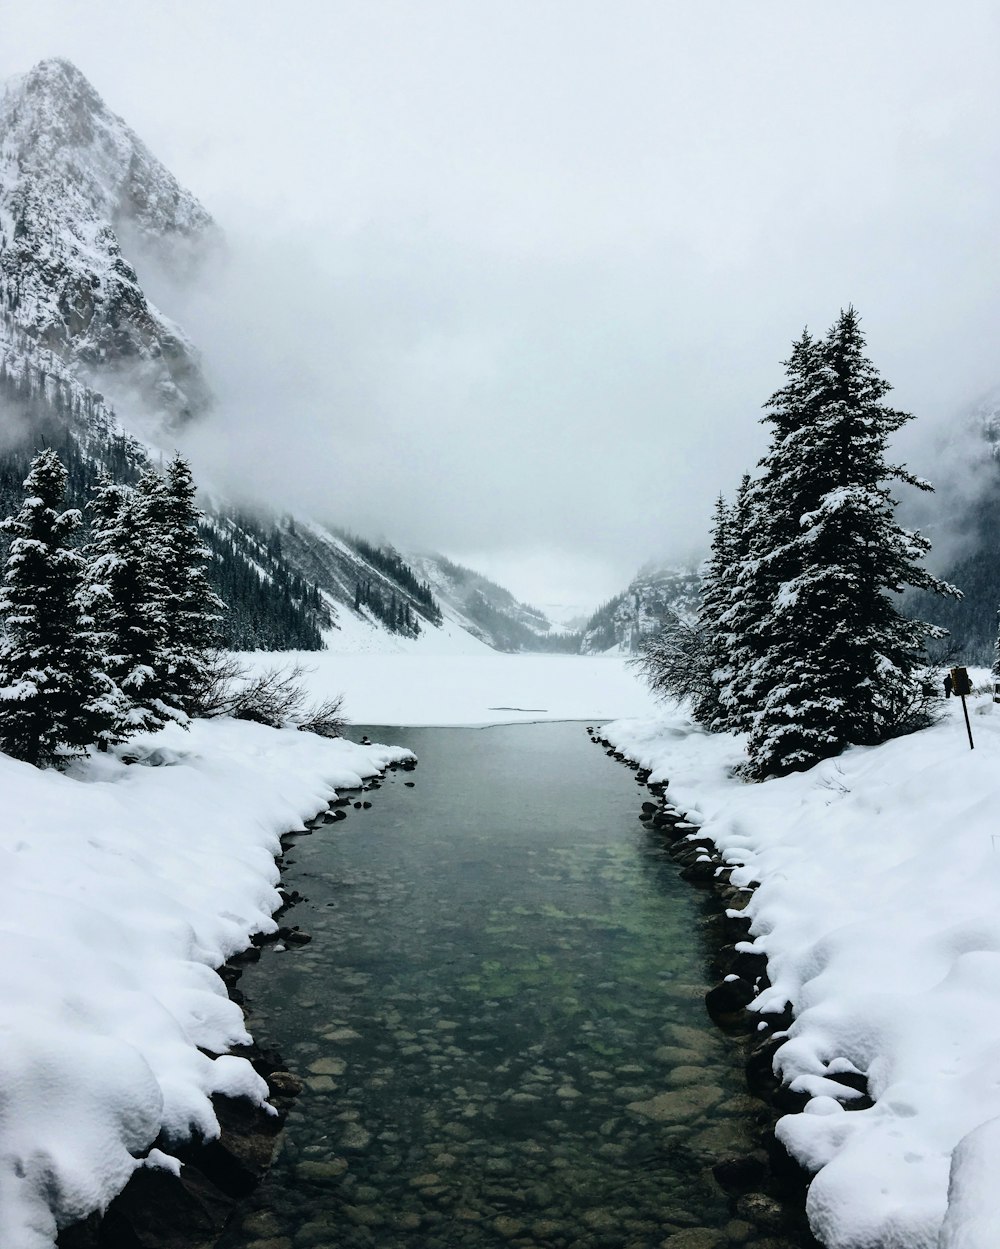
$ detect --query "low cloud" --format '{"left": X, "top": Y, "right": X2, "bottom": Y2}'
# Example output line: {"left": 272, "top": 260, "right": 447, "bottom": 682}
{"left": 142, "top": 222, "right": 773, "bottom": 602}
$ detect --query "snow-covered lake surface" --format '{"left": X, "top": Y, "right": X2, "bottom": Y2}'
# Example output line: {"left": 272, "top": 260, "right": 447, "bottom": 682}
{"left": 603, "top": 692, "right": 1000, "bottom": 1249}
{"left": 243, "top": 651, "right": 658, "bottom": 727}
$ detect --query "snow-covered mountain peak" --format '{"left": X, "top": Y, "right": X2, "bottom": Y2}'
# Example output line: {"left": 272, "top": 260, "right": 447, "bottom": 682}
{"left": 0, "top": 59, "right": 214, "bottom": 428}
{"left": 1, "top": 58, "right": 214, "bottom": 246}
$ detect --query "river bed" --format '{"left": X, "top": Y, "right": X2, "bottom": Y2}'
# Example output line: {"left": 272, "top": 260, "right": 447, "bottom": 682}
{"left": 219, "top": 722, "right": 798, "bottom": 1249}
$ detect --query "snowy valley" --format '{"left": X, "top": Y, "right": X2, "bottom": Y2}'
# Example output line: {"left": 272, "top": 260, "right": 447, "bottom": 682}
{"left": 2, "top": 28, "right": 1000, "bottom": 1249}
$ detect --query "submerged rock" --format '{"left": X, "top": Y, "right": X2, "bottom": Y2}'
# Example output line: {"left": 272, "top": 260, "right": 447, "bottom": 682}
{"left": 626, "top": 1084, "right": 724, "bottom": 1123}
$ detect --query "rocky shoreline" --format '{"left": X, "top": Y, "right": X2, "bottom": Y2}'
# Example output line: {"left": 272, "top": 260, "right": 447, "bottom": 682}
{"left": 57, "top": 755, "right": 417, "bottom": 1249}
{"left": 588, "top": 725, "right": 837, "bottom": 1249}
{"left": 57, "top": 725, "right": 837, "bottom": 1249}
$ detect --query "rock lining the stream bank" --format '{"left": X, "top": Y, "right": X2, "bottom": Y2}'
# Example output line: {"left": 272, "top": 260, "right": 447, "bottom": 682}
{"left": 57, "top": 756, "right": 414, "bottom": 1249}
{"left": 591, "top": 726, "right": 828, "bottom": 1249}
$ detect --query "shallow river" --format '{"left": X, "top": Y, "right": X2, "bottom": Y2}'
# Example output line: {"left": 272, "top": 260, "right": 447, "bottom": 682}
{"left": 220, "top": 722, "right": 792, "bottom": 1249}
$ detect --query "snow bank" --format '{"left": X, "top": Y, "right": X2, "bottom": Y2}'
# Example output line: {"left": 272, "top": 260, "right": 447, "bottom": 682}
{"left": 602, "top": 696, "right": 1000, "bottom": 1249}
{"left": 0, "top": 718, "right": 412, "bottom": 1249}
{"left": 243, "top": 651, "right": 658, "bottom": 726}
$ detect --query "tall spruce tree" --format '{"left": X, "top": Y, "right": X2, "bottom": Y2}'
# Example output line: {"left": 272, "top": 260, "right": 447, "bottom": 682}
{"left": 159, "top": 455, "right": 224, "bottom": 715}
{"left": 726, "top": 333, "right": 825, "bottom": 738}
{"left": 715, "top": 473, "right": 760, "bottom": 733}
{"left": 84, "top": 471, "right": 184, "bottom": 735}
{"left": 0, "top": 450, "right": 117, "bottom": 765}
{"left": 691, "top": 494, "right": 735, "bottom": 728}
{"left": 745, "top": 308, "right": 958, "bottom": 778}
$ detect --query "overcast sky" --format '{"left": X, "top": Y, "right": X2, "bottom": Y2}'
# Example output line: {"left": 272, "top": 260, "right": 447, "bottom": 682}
{"left": 4, "top": 2, "right": 1000, "bottom": 609}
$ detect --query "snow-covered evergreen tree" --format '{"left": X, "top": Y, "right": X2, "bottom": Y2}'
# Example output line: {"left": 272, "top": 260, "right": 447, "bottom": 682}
{"left": 746, "top": 308, "right": 958, "bottom": 778}
{"left": 724, "top": 334, "right": 824, "bottom": 738}
{"left": 715, "top": 473, "right": 761, "bottom": 733}
{"left": 159, "top": 454, "right": 223, "bottom": 714}
{"left": 691, "top": 494, "right": 735, "bottom": 727}
{"left": 84, "top": 471, "right": 184, "bottom": 735}
{"left": 0, "top": 450, "right": 117, "bottom": 765}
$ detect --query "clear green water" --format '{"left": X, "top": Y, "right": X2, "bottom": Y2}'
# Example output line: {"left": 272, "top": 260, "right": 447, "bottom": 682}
{"left": 221, "top": 722, "right": 784, "bottom": 1249}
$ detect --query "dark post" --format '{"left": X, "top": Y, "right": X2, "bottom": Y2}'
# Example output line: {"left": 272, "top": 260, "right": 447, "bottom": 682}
{"left": 951, "top": 666, "right": 975, "bottom": 751}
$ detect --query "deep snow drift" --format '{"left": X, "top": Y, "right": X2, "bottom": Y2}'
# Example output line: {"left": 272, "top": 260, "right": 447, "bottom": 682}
{"left": 602, "top": 692, "right": 1000, "bottom": 1249}
{"left": 0, "top": 718, "right": 412, "bottom": 1249}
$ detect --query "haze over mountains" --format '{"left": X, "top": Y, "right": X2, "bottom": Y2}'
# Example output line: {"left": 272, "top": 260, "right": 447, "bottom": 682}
{"left": 1, "top": 58, "right": 998, "bottom": 663}
{"left": 0, "top": 59, "right": 592, "bottom": 654}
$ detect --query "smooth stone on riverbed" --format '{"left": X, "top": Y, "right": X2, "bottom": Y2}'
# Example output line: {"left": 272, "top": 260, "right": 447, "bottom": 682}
{"left": 659, "top": 1230, "right": 725, "bottom": 1249}
{"left": 340, "top": 1123, "right": 373, "bottom": 1150}
{"left": 665, "top": 1064, "right": 719, "bottom": 1087}
{"left": 626, "top": 1084, "right": 724, "bottom": 1122}
{"left": 307, "top": 1057, "right": 347, "bottom": 1076}
{"left": 653, "top": 1045, "right": 702, "bottom": 1066}
{"left": 583, "top": 1208, "right": 620, "bottom": 1233}
{"left": 409, "top": 1172, "right": 443, "bottom": 1188}
{"left": 662, "top": 1022, "right": 721, "bottom": 1052}
{"left": 343, "top": 1204, "right": 384, "bottom": 1228}
{"left": 532, "top": 1219, "right": 566, "bottom": 1238}
{"left": 296, "top": 1157, "right": 349, "bottom": 1180}
{"left": 304, "top": 1076, "right": 337, "bottom": 1092}
{"left": 393, "top": 1212, "right": 423, "bottom": 1230}
{"left": 689, "top": 1120, "right": 757, "bottom": 1155}
{"left": 241, "top": 1211, "right": 283, "bottom": 1238}
{"left": 321, "top": 1027, "right": 362, "bottom": 1043}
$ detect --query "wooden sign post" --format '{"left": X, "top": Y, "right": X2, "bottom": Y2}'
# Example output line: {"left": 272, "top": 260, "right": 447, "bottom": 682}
{"left": 951, "top": 666, "right": 974, "bottom": 751}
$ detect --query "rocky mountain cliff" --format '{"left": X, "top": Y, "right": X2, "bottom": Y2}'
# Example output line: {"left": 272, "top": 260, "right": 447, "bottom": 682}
{"left": 905, "top": 387, "right": 1000, "bottom": 666}
{"left": 408, "top": 553, "right": 579, "bottom": 652}
{"left": 0, "top": 59, "right": 213, "bottom": 427}
{"left": 0, "top": 59, "right": 569, "bottom": 655}
{"left": 580, "top": 564, "right": 701, "bottom": 654}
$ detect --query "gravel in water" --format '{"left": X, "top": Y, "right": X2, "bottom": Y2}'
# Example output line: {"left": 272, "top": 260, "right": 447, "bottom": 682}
{"left": 218, "top": 723, "right": 799, "bottom": 1249}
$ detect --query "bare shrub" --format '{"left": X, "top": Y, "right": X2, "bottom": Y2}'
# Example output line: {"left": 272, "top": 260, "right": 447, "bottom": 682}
{"left": 628, "top": 613, "right": 711, "bottom": 705}
{"left": 190, "top": 653, "right": 347, "bottom": 737}
{"left": 868, "top": 667, "right": 945, "bottom": 742}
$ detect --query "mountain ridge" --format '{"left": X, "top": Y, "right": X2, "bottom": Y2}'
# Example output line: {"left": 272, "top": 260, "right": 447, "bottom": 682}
{"left": 0, "top": 58, "right": 576, "bottom": 656}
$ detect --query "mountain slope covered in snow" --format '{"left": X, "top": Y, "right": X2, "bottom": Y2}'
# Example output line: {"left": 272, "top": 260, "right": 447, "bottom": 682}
{"left": 0, "top": 59, "right": 570, "bottom": 656}
{"left": 580, "top": 563, "right": 701, "bottom": 654}
{"left": 906, "top": 387, "right": 1000, "bottom": 665}
{"left": 0, "top": 58, "right": 214, "bottom": 427}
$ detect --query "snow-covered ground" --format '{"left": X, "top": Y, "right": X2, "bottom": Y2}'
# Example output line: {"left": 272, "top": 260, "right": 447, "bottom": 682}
{"left": 602, "top": 691, "right": 1000, "bottom": 1249}
{"left": 2, "top": 651, "right": 653, "bottom": 1247}
{"left": 0, "top": 718, "right": 412, "bottom": 1249}
{"left": 245, "top": 650, "right": 659, "bottom": 726}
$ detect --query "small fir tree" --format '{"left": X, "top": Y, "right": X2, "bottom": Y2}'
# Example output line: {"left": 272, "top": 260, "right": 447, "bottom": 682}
{"left": 84, "top": 471, "right": 184, "bottom": 734}
{"left": 0, "top": 450, "right": 117, "bottom": 765}
{"left": 714, "top": 473, "right": 761, "bottom": 733}
{"left": 690, "top": 494, "right": 735, "bottom": 728}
